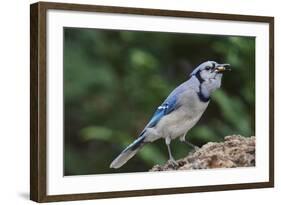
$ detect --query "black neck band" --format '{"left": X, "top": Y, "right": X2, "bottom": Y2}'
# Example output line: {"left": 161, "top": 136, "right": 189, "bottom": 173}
{"left": 194, "top": 71, "right": 210, "bottom": 102}
{"left": 197, "top": 89, "right": 210, "bottom": 102}
{"left": 195, "top": 71, "right": 204, "bottom": 84}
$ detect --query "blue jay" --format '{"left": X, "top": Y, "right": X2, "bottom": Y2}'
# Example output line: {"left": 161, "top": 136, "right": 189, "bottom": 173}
{"left": 110, "top": 61, "right": 230, "bottom": 168}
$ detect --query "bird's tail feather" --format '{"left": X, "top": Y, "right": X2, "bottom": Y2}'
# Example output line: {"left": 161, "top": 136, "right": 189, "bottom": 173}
{"left": 110, "top": 135, "right": 146, "bottom": 169}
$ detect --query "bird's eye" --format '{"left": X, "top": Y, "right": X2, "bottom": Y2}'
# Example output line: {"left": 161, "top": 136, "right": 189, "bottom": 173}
{"left": 205, "top": 66, "right": 211, "bottom": 70}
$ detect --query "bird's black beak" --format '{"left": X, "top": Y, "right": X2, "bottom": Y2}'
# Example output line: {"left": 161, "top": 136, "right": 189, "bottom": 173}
{"left": 215, "top": 64, "right": 231, "bottom": 73}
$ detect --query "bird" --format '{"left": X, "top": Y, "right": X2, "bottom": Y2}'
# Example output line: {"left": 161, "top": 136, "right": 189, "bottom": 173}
{"left": 110, "top": 61, "right": 231, "bottom": 169}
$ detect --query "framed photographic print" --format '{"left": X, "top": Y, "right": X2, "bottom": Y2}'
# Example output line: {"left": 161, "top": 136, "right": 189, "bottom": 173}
{"left": 30, "top": 1, "right": 274, "bottom": 202}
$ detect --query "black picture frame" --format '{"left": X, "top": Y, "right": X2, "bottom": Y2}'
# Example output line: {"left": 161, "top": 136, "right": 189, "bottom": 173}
{"left": 30, "top": 1, "right": 274, "bottom": 202}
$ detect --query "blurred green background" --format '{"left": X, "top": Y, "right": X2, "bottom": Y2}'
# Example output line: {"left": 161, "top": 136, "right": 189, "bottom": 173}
{"left": 63, "top": 28, "right": 255, "bottom": 175}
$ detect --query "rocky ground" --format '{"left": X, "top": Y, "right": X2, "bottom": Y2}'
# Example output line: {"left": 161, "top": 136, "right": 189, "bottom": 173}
{"left": 150, "top": 135, "right": 255, "bottom": 171}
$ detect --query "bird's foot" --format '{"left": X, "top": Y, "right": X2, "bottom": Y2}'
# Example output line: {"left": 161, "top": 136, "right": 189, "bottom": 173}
{"left": 193, "top": 145, "right": 200, "bottom": 151}
{"left": 183, "top": 141, "right": 200, "bottom": 152}
{"left": 168, "top": 158, "right": 179, "bottom": 167}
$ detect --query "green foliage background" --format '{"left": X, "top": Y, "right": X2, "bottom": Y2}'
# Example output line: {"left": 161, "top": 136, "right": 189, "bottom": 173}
{"left": 63, "top": 28, "right": 255, "bottom": 175}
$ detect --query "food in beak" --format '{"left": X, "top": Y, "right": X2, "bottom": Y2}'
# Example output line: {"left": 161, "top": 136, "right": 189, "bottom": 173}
{"left": 215, "top": 64, "right": 231, "bottom": 73}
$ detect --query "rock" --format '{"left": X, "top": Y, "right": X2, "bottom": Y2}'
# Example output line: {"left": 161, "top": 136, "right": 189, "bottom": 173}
{"left": 150, "top": 135, "right": 255, "bottom": 171}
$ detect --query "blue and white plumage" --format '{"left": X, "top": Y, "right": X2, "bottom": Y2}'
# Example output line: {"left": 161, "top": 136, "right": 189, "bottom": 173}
{"left": 110, "top": 61, "right": 230, "bottom": 168}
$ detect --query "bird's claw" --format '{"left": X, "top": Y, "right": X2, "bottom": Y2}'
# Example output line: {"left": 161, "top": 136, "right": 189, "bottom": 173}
{"left": 193, "top": 145, "right": 200, "bottom": 151}
{"left": 168, "top": 158, "right": 179, "bottom": 167}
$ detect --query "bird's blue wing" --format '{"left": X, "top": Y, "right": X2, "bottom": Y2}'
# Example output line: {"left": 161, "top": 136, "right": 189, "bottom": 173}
{"left": 145, "top": 95, "right": 178, "bottom": 129}
{"left": 138, "top": 81, "right": 188, "bottom": 137}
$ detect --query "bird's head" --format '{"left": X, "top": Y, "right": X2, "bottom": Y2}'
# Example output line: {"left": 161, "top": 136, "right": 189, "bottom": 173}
{"left": 190, "top": 61, "right": 231, "bottom": 97}
{"left": 190, "top": 61, "right": 231, "bottom": 82}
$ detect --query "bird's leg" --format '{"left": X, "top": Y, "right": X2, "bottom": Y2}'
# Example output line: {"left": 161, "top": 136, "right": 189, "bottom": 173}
{"left": 179, "top": 133, "right": 199, "bottom": 151}
{"left": 165, "top": 137, "right": 178, "bottom": 167}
